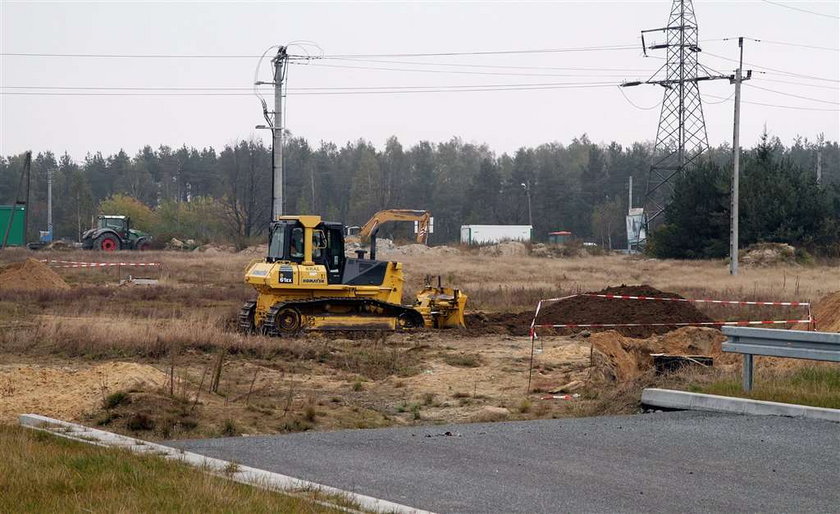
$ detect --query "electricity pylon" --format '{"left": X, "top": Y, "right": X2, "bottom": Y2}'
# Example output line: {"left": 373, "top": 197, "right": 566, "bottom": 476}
{"left": 622, "top": 0, "right": 730, "bottom": 238}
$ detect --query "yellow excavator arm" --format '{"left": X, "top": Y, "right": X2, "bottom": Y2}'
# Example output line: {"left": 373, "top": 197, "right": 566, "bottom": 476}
{"left": 359, "top": 209, "right": 431, "bottom": 259}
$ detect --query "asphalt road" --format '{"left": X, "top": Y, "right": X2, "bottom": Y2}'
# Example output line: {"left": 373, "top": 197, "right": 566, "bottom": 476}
{"left": 169, "top": 411, "right": 839, "bottom": 513}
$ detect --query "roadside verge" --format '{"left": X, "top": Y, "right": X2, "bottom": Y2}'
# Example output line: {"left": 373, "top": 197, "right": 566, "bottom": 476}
{"left": 19, "top": 413, "right": 431, "bottom": 514}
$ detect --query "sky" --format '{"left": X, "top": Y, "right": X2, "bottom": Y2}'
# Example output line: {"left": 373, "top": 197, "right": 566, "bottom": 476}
{"left": 1, "top": 1, "right": 838, "bottom": 160}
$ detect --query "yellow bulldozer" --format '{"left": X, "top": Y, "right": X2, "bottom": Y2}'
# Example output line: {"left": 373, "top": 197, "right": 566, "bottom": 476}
{"left": 240, "top": 215, "right": 466, "bottom": 336}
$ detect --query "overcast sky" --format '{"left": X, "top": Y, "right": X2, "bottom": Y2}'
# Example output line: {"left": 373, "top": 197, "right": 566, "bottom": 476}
{"left": 1, "top": 1, "right": 838, "bottom": 160}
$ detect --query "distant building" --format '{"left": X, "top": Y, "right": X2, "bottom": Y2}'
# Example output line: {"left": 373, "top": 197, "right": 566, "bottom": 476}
{"left": 460, "top": 225, "right": 532, "bottom": 245}
{"left": 547, "top": 231, "right": 572, "bottom": 245}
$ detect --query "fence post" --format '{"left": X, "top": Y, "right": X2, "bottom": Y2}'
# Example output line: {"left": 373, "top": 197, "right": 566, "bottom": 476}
{"left": 742, "top": 353, "right": 754, "bottom": 392}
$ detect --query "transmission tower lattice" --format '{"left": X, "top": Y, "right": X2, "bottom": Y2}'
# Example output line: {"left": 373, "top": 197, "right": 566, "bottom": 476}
{"left": 622, "top": 0, "right": 731, "bottom": 237}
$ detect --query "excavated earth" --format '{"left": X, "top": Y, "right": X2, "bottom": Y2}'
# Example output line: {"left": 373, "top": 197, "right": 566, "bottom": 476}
{"left": 0, "top": 258, "right": 71, "bottom": 291}
{"left": 466, "top": 285, "right": 714, "bottom": 338}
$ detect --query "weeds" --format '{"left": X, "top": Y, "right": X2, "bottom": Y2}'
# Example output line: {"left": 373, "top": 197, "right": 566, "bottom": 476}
{"left": 102, "top": 391, "right": 130, "bottom": 410}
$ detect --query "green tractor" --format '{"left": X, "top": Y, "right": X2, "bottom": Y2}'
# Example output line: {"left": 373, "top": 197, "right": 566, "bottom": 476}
{"left": 81, "top": 215, "right": 152, "bottom": 251}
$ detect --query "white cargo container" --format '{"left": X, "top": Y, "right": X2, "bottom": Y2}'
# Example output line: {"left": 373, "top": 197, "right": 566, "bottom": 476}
{"left": 460, "top": 225, "right": 532, "bottom": 245}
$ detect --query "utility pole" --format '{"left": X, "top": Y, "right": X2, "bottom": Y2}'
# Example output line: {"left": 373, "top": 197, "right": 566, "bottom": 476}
{"left": 816, "top": 133, "right": 824, "bottom": 185}
{"left": 272, "top": 47, "right": 288, "bottom": 220}
{"left": 47, "top": 168, "right": 53, "bottom": 242}
{"left": 627, "top": 175, "right": 633, "bottom": 252}
{"left": 729, "top": 37, "right": 751, "bottom": 276}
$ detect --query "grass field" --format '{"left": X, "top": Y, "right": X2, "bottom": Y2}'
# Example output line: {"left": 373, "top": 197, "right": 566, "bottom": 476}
{"left": 0, "top": 425, "right": 338, "bottom": 513}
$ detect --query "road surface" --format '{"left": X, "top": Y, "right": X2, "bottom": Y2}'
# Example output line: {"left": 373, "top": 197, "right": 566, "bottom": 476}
{"left": 169, "top": 411, "right": 839, "bottom": 513}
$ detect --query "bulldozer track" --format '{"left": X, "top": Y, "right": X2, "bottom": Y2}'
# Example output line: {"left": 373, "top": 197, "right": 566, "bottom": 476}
{"left": 238, "top": 301, "right": 257, "bottom": 333}
{"left": 261, "top": 297, "right": 424, "bottom": 337}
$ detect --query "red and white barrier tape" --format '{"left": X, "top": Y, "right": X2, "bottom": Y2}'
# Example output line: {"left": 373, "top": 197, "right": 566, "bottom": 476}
{"left": 41, "top": 260, "right": 161, "bottom": 268}
{"left": 533, "top": 319, "right": 812, "bottom": 330}
{"left": 582, "top": 293, "right": 809, "bottom": 307}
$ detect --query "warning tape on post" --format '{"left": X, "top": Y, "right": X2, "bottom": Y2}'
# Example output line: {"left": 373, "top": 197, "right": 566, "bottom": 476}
{"left": 41, "top": 260, "right": 161, "bottom": 268}
{"left": 533, "top": 319, "right": 812, "bottom": 329}
{"left": 581, "top": 293, "right": 809, "bottom": 307}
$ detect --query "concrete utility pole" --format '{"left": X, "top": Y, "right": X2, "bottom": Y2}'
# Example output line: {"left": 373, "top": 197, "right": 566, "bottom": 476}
{"left": 627, "top": 175, "right": 633, "bottom": 252}
{"left": 47, "top": 168, "right": 53, "bottom": 241}
{"left": 271, "top": 47, "right": 288, "bottom": 220}
{"left": 816, "top": 134, "right": 824, "bottom": 185}
{"left": 729, "top": 37, "right": 751, "bottom": 276}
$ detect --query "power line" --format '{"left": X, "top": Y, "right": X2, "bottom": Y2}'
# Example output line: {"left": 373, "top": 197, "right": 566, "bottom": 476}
{"left": 0, "top": 82, "right": 619, "bottom": 97}
{"left": 759, "top": 77, "right": 840, "bottom": 90}
{"left": 702, "top": 91, "right": 736, "bottom": 104}
{"left": 326, "top": 56, "right": 656, "bottom": 73}
{"left": 746, "top": 83, "right": 840, "bottom": 105}
{"left": 704, "top": 93, "right": 840, "bottom": 111}
{"left": 703, "top": 37, "right": 840, "bottom": 52}
{"left": 617, "top": 86, "right": 659, "bottom": 110}
{"left": 0, "top": 44, "right": 640, "bottom": 60}
{"left": 1, "top": 80, "right": 619, "bottom": 92}
{"left": 758, "top": 0, "right": 839, "bottom": 20}
{"left": 318, "top": 44, "right": 641, "bottom": 58}
{"left": 747, "top": 38, "right": 839, "bottom": 52}
{"left": 703, "top": 51, "right": 840, "bottom": 83}
{"left": 294, "top": 61, "right": 648, "bottom": 79}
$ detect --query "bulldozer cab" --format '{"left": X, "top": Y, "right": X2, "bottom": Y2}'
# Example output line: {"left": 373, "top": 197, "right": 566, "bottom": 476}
{"left": 268, "top": 217, "right": 346, "bottom": 284}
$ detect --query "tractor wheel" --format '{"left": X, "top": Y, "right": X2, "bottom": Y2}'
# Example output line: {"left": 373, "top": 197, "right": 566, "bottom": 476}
{"left": 135, "top": 238, "right": 151, "bottom": 251}
{"left": 95, "top": 234, "right": 120, "bottom": 252}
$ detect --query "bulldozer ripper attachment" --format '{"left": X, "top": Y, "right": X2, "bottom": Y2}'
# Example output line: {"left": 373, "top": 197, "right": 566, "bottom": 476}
{"left": 414, "top": 284, "right": 468, "bottom": 329}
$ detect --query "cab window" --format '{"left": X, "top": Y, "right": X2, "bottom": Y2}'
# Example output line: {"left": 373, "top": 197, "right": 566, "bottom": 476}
{"left": 290, "top": 228, "right": 304, "bottom": 259}
{"left": 312, "top": 230, "right": 326, "bottom": 260}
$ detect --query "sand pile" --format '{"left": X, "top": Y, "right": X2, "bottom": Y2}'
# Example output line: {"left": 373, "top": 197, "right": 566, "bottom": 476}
{"left": 590, "top": 327, "right": 732, "bottom": 382}
{"left": 466, "top": 285, "right": 713, "bottom": 338}
{"left": 0, "top": 258, "right": 70, "bottom": 291}
{"left": 0, "top": 362, "right": 168, "bottom": 423}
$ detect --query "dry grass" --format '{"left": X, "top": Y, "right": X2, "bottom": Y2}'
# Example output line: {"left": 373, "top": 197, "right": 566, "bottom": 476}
{"left": 399, "top": 253, "right": 840, "bottom": 312}
{"left": 0, "top": 425, "right": 338, "bottom": 513}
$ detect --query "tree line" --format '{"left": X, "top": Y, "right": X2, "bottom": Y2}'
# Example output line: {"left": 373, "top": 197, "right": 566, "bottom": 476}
{"left": 1, "top": 133, "right": 837, "bottom": 253}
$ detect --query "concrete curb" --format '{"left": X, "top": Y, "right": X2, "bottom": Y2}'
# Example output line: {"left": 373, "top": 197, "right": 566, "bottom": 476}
{"left": 19, "top": 414, "right": 433, "bottom": 514}
{"left": 641, "top": 389, "right": 840, "bottom": 423}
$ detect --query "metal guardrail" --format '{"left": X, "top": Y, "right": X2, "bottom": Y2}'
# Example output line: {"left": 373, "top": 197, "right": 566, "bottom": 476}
{"left": 722, "top": 327, "right": 840, "bottom": 391}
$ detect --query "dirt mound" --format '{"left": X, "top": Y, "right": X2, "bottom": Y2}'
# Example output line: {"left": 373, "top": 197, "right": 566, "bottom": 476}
{"left": 0, "top": 258, "right": 70, "bottom": 291}
{"left": 0, "top": 362, "right": 168, "bottom": 423}
{"left": 812, "top": 291, "right": 840, "bottom": 332}
{"left": 589, "top": 327, "right": 732, "bottom": 382}
{"left": 741, "top": 242, "right": 796, "bottom": 267}
{"left": 467, "top": 285, "right": 713, "bottom": 338}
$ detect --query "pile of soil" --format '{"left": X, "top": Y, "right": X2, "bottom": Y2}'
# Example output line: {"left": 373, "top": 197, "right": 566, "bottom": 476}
{"left": 466, "top": 284, "right": 714, "bottom": 338}
{"left": 0, "top": 258, "right": 70, "bottom": 291}
{"left": 812, "top": 291, "right": 840, "bottom": 332}
{"left": 589, "top": 327, "right": 733, "bottom": 382}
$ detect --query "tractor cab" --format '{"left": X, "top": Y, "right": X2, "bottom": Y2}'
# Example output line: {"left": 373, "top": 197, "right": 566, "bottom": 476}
{"left": 98, "top": 216, "right": 130, "bottom": 240}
